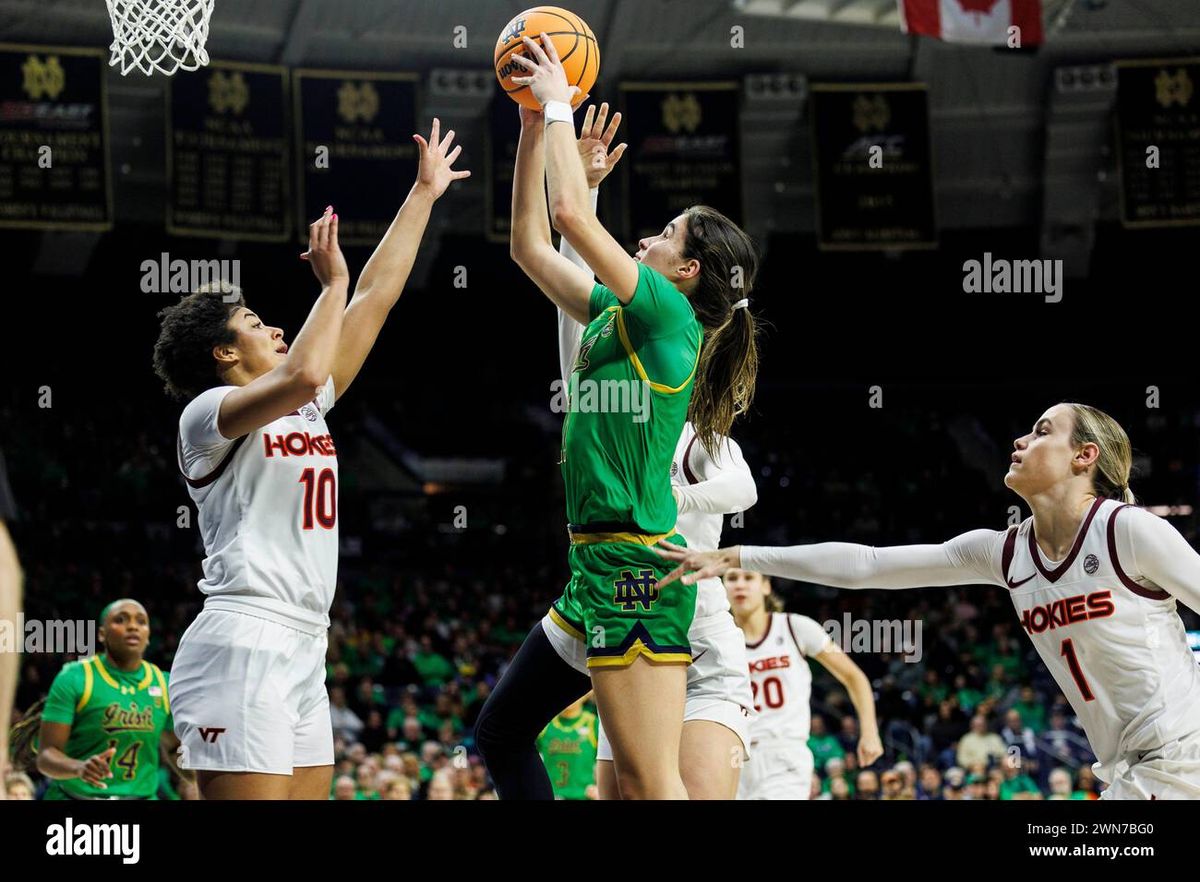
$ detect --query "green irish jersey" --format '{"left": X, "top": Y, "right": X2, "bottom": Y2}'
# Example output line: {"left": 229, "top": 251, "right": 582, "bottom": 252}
{"left": 537, "top": 710, "right": 599, "bottom": 800}
{"left": 41, "top": 655, "right": 173, "bottom": 800}
{"left": 561, "top": 263, "right": 703, "bottom": 535}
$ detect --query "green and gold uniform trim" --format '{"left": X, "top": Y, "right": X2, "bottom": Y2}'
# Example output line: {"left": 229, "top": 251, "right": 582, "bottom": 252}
{"left": 92, "top": 655, "right": 155, "bottom": 693}
{"left": 586, "top": 622, "right": 692, "bottom": 669}
{"left": 569, "top": 528, "right": 677, "bottom": 547}
{"left": 612, "top": 307, "right": 703, "bottom": 395}
{"left": 76, "top": 659, "right": 94, "bottom": 712}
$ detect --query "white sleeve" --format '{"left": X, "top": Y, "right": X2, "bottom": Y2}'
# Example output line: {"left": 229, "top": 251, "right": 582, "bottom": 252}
{"left": 178, "top": 386, "right": 238, "bottom": 479}
{"left": 788, "top": 614, "right": 834, "bottom": 656}
{"left": 556, "top": 188, "right": 599, "bottom": 389}
{"left": 315, "top": 375, "right": 336, "bottom": 417}
{"left": 674, "top": 435, "right": 757, "bottom": 516}
{"left": 1118, "top": 505, "right": 1200, "bottom": 615}
{"left": 739, "top": 528, "right": 1008, "bottom": 590}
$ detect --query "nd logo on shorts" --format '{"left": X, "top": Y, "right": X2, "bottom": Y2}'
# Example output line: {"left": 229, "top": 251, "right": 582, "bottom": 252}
{"left": 612, "top": 568, "right": 659, "bottom": 611}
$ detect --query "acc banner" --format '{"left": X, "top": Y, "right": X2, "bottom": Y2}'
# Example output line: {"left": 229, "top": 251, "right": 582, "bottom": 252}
{"left": 167, "top": 61, "right": 290, "bottom": 240}
{"left": 485, "top": 89, "right": 523, "bottom": 243}
{"left": 1116, "top": 58, "right": 1200, "bottom": 229}
{"left": 810, "top": 83, "right": 936, "bottom": 251}
{"left": 295, "top": 70, "right": 419, "bottom": 246}
{"left": 0, "top": 43, "right": 111, "bottom": 230}
{"left": 619, "top": 82, "right": 741, "bottom": 243}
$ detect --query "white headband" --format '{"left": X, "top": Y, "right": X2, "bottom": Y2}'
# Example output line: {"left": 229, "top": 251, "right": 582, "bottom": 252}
{"left": 731, "top": 298, "right": 749, "bottom": 311}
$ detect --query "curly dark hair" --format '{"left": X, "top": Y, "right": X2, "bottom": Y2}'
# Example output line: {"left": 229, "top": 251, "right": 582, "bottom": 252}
{"left": 152, "top": 282, "right": 246, "bottom": 401}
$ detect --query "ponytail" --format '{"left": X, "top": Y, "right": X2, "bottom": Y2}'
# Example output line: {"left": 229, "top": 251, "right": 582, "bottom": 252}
{"left": 679, "top": 206, "right": 761, "bottom": 456}
{"left": 8, "top": 697, "right": 45, "bottom": 772}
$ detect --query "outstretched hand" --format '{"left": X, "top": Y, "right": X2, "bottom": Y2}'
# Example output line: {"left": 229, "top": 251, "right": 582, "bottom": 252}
{"left": 413, "top": 117, "right": 472, "bottom": 198}
{"left": 653, "top": 541, "right": 742, "bottom": 588}
{"left": 301, "top": 206, "right": 350, "bottom": 288}
{"left": 577, "top": 102, "right": 627, "bottom": 189}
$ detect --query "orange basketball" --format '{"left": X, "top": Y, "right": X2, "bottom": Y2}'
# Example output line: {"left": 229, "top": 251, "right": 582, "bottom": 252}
{"left": 495, "top": 6, "right": 599, "bottom": 110}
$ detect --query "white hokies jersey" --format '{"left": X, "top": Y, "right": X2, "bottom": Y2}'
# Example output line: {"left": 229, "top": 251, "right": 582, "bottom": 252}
{"left": 743, "top": 612, "right": 833, "bottom": 745}
{"left": 999, "top": 498, "right": 1200, "bottom": 781}
{"left": 742, "top": 496, "right": 1200, "bottom": 784}
{"left": 177, "top": 377, "right": 339, "bottom": 630}
{"left": 671, "top": 423, "right": 751, "bottom": 619}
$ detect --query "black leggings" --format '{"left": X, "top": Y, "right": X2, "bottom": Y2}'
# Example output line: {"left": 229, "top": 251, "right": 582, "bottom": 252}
{"left": 475, "top": 622, "right": 591, "bottom": 799}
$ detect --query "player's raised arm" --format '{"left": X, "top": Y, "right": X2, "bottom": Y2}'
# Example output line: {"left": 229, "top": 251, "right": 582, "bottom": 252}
{"left": 556, "top": 103, "right": 626, "bottom": 386}
{"left": 672, "top": 435, "right": 758, "bottom": 517}
{"left": 330, "top": 119, "right": 470, "bottom": 401}
{"left": 509, "top": 105, "right": 595, "bottom": 325}
{"left": 654, "top": 529, "right": 1007, "bottom": 589}
{"left": 215, "top": 209, "right": 349, "bottom": 439}
{"left": 511, "top": 35, "right": 640, "bottom": 302}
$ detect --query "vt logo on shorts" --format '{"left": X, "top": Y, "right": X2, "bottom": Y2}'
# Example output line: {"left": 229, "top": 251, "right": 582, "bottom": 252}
{"left": 613, "top": 569, "right": 659, "bottom": 611}
{"left": 198, "top": 727, "right": 226, "bottom": 743}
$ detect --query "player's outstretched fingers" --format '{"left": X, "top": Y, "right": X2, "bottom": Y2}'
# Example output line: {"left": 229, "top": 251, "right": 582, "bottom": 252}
{"left": 655, "top": 565, "right": 686, "bottom": 590}
{"left": 602, "top": 111, "right": 622, "bottom": 147}
{"left": 592, "top": 102, "right": 609, "bottom": 138}
{"left": 581, "top": 103, "right": 597, "bottom": 137}
{"left": 654, "top": 539, "right": 688, "bottom": 560}
{"left": 430, "top": 117, "right": 441, "bottom": 151}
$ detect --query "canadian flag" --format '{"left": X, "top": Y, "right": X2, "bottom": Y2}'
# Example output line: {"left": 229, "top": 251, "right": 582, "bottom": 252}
{"left": 899, "top": 0, "right": 1044, "bottom": 46}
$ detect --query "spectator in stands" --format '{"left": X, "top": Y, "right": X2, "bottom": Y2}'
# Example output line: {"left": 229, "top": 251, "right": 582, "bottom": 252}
{"left": 1012, "top": 684, "right": 1047, "bottom": 733}
{"left": 999, "top": 759, "right": 1041, "bottom": 799}
{"left": 809, "top": 714, "right": 842, "bottom": 771}
{"left": 855, "top": 770, "right": 880, "bottom": 800}
{"left": 330, "top": 686, "right": 365, "bottom": 742}
{"left": 917, "top": 764, "right": 942, "bottom": 800}
{"left": 1000, "top": 708, "right": 1037, "bottom": 762}
{"left": 427, "top": 771, "right": 455, "bottom": 800}
{"left": 957, "top": 714, "right": 1007, "bottom": 769}
{"left": 823, "top": 755, "right": 854, "bottom": 797}
{"left": 1047, "top": 767, "right": 1074, "bottom": 800}
{"left": 5, "top": 771, "right": 34, "bottom": 800}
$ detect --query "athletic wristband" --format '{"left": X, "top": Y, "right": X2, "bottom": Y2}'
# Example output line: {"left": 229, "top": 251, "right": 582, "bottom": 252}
{"left": 543, "top": 100, "right": 573, "bottom": 125}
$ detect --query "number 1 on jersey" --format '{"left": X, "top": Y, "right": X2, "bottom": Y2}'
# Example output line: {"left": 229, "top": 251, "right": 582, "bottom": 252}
{"left": 1060, "top": 637, "right": 1095, "bottom": 701}
{"left": 299, "top": 468, "right": 336, "bottom": 530}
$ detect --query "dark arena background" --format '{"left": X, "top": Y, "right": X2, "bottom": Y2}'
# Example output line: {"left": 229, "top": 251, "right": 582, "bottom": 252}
{"left": 1, "top": 0, "right": 1198, "bottom": 868}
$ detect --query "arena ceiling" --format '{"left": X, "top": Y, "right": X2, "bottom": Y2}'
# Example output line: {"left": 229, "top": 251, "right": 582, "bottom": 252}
{"left": 0, "top": 0, "right": 1196, "bottom": 244}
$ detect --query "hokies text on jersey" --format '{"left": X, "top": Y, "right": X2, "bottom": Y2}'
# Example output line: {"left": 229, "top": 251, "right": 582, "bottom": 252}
{"left": 262, "top": 431, "right": 337, "bottom": 458}
{"left": 1017, "top": 590, "right": 1116, "bottom": 636}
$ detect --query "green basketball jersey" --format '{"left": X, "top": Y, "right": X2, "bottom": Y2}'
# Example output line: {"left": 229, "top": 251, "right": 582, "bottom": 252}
{"left": 560, "top": 263, "right": 703, "bottom": 534}
{"left": 40, "top": 655, "right": 173, "bottom": 800}
{"left": 537, "top": 710, "right": 599, "bottom": 800}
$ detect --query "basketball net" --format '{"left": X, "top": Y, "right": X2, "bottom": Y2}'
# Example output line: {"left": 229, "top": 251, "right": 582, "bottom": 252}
{"left": 105, "top": 0, "right": 215, "bottom": 76}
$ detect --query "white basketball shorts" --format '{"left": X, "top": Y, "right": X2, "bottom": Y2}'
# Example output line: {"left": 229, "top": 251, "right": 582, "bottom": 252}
{"left": 169, "top": 605, "right": 333, "bottom": 775}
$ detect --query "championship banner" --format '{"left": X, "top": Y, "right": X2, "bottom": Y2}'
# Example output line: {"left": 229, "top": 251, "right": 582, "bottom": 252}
{"left": 166, "top": 61, "right": 290, "bottom": 240}
{"left": 485, "top": 89, "right": 523, "bottom": 243}
{"left": 0, "top": 43, "right": 111, "bottom": 231}
{"left": 619, "top": 82, "right": 741, "bottom": 243}
{"left": 810, "top": 83, "right": 937, "bottom": 251}
{"left": 294, "top": 70, "right": 419, "bottom": 246}
{"left": 1116, "top": 58, "right": 1200, "bottom": 229}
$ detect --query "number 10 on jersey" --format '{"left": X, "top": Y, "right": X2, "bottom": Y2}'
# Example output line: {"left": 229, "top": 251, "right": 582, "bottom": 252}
{"left": 299, "top": 468, "right": 336, "bottom": 529}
